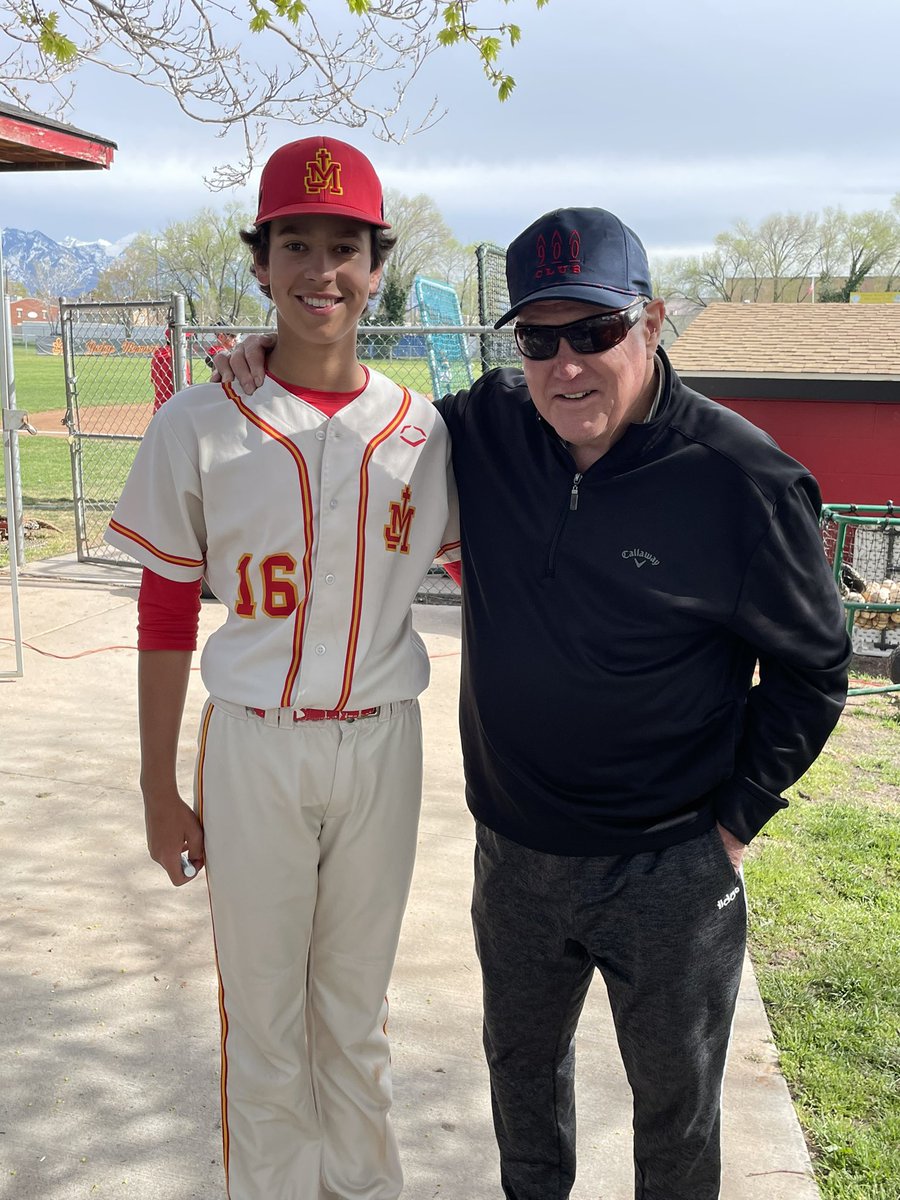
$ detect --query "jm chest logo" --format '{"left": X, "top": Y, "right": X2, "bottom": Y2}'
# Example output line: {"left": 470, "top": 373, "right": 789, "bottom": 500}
{"left": 384, "top": 486, "right": 416, "bottom": 554}
{"left": 305, "top": 148, "right": 342, "bottom": 197}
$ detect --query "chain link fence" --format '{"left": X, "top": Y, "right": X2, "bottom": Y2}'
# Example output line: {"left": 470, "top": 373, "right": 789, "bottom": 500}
{"left": 58, "top": 296, "right": 519, "bottom": 604}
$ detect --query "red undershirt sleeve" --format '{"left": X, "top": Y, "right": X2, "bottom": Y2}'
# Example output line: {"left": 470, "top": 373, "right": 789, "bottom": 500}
{"left": 443, "top": 561, "right": 462, "bottom": 586}
{"left": 138, "top": 568, "right": 202, "bottom": 651}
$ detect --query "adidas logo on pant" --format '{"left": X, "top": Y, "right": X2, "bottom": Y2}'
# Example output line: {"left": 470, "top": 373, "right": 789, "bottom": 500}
{"left": 717, "top": 886, "right": 741, "bottom": 910}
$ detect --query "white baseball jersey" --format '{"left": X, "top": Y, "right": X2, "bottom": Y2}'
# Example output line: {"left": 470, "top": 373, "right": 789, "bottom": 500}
{"left": 106, "top": 370, "right": 460, "bottom": 710}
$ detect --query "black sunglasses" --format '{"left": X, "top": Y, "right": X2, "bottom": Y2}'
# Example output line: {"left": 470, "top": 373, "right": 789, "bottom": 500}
{"left": 514, "top": 300, "right": 647, "bottom": 361}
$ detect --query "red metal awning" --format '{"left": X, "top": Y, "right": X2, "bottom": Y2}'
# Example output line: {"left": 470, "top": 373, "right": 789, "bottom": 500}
{"left": 0, "top": 101, "right": 116, "bottom": 171}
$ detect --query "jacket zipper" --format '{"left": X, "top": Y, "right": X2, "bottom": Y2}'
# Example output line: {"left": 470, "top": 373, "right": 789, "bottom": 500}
{"left": 546, "top": 471, "right": 583, "bottom": 577}
{"left": 570, "top": 473, "right": 583, "bottom": 510}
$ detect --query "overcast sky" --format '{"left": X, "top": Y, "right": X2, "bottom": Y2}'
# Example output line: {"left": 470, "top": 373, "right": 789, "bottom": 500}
{"left": 2, "top": 0, "right": 899, "bottom": 258}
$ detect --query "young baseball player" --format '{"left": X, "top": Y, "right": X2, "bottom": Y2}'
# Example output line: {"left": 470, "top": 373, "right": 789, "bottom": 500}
{"left": 105, "top": 136, "right": 460, "bottom": 1200}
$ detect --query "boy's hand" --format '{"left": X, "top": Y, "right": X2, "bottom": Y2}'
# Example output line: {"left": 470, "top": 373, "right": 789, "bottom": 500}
{"left": 210, "top": 333, "right": 276, "bottom": 393}
{"left": 143, "top": 790, "right": 205, "bottom": 886}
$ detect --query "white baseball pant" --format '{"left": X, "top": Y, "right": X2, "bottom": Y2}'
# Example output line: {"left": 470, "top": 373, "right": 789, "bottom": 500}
{"left": 195, "top": 697, "right": 423, "bottom": 1200}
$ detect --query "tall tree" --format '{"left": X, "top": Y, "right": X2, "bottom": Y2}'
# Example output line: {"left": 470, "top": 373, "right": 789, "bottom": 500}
{"left": 748, "top": 212, "right": 821, "bottom": 303}
{"left": 658, "top": 203, "right": 900, "bottom": 306}
{"left": 92, "top": 234, "right": 161, "bottom": 302}
{"left": 2, "top": 273, "right": 28, "bottom": 296}
{"left": 2, "top": 0, "right": 550, "bottom": 185}
{"left": 816, "top": 206, "right": 900, "bottom": 302}
{"left": 90, "top": 235, "right": 162, "bottom": 334}
{"left": 381, "top": 189, "right": 458, "bottom": 296}
{"left": 155, "top": 203, "right": 269, "bottom": 324}
{"left": 93, "top": 206, "right": 270, "bottom": 326}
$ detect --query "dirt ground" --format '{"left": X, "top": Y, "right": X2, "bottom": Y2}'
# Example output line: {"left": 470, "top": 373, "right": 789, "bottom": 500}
{"left": 29, "top": 405, "right": 153, "bottom": 437}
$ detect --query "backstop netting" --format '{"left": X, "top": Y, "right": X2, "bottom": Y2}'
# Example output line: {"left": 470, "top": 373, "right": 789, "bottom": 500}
{"left": 476, "top": 243, "right": 518, "bottom": 372}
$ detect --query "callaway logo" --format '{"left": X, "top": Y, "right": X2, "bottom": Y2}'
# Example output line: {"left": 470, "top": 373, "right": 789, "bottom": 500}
{"left": 399, "top": 424, "right": 427, "bottom": 447}
{"left": 534, "top": 229, "right": 583, "bottom": 280}
{"left": 305, "top": 148, "right": 343, "bottom": 197}
{"left": 717, "top": 886, "right": 741, "bottom": 911}
{"left": 621, "top": 548, "right": 660, "bottom": 568}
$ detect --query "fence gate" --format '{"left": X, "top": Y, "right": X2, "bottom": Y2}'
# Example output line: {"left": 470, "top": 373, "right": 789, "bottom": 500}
{"left": 60, "top": 296, "right": 184, "bottom": 563}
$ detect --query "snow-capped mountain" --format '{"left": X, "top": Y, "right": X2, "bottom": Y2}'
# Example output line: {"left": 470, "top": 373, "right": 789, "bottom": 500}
{"left": 1, "top": 228, "right": 128, "bottom": 297}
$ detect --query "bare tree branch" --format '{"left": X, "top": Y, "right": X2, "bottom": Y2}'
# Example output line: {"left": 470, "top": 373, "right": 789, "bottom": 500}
{"left": 0, "top": 0, "right": 550, "bottom": 185}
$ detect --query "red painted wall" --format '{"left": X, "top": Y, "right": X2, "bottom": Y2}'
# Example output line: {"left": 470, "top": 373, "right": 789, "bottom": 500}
{"left": 716, "top": 397, "right": 900, "bottom": 506}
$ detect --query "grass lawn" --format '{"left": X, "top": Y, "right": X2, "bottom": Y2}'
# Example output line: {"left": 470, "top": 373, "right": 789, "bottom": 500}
{"left": 10, "top": 343, "right": 68, "bottom": 412}
{"left": 745, "top": 691, "right": 900, "bottom": 1200}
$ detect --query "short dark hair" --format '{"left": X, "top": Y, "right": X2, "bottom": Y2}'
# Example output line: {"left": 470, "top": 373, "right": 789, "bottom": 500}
{"left": 240, "top": 222, "right": 396, "bottom": 300}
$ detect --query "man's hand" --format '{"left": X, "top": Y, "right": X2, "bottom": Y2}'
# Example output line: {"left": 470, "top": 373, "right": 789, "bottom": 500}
{"left": 210, "top": 332, "right": 276, "bottom": 393}
{"left": 143, "top": 788, "right": 205, "bottom": 886}
{"left": 717, "top": 822, "right": 747, "bottom": 872}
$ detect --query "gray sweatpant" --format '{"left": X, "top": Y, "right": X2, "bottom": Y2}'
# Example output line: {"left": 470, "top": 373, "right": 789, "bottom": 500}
{"left": 471, "top": 822, "right": 747, "bottom": 1200}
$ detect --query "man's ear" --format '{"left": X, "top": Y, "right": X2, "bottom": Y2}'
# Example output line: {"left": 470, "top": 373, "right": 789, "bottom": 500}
{"left": 369, "top": 264, "right": 383, "bottom": 299}
{"left": 643, "top": 299, "right": 666, "bottom": 354}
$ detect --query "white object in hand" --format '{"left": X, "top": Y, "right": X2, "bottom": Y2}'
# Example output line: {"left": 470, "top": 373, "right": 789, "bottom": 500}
{"left": 181, "top": 852, "right": 197, "bottom": 878}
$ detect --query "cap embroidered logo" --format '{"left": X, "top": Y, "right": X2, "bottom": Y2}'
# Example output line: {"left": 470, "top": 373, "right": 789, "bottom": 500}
{"left": 534, "top": 230, "right": 583, "bottom": 281}
{"left": 305, "top": 148, "right": 343, "bottom": 198}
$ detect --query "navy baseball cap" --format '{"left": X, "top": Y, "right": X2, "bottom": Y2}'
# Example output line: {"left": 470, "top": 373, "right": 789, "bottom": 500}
{"left": 495, "top": 207, "right": 651, "bottom": 327}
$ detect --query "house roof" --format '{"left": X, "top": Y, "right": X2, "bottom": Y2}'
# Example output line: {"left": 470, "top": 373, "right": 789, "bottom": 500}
{"left": 667, "top": 302, "right": 900, "bottom": 380}
{"left": 0, "top": 100, "right": 116, "bottom": 171}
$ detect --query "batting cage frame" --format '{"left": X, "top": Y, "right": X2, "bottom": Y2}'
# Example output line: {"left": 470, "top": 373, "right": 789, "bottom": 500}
{"left": 412, "top": 275, "right": 474, "bottom": 399}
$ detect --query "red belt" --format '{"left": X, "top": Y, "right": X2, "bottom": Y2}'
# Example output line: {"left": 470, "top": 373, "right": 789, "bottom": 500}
{"left": 249, "top": 706, "right": 379, "bottom": 723}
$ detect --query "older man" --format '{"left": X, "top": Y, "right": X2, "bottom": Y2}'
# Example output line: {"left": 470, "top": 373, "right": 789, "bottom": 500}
{"left": 216, "top": 206, "right": 850, "bottom": 1200}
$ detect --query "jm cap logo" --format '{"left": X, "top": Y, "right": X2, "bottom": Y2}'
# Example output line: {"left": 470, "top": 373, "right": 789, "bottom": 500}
{"left": 304, "top": 147, "right": 343, "bottom": 198}
{"left": 255, "top": 136, "right": 390, "bottom": 229}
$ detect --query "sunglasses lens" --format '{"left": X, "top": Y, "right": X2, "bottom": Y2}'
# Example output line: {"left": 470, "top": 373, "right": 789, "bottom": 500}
{"left": 515, "top": 327, "right": 559, "bottom": 359}
{"left": 515, "top": 303, "right": 644, "bottom": 361}
{"left": 569, "top": 318, "right": 625, "bottom": 355}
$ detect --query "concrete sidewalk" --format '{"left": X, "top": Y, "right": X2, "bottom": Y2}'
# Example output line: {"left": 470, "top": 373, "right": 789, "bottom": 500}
{"left": 1, "top": 562, "right": 820, "bottom": 1199}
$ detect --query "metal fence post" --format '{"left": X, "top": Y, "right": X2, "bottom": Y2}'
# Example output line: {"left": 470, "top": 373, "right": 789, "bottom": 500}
{"left": 171, "top": 293, "right": 188, "bottom": 392}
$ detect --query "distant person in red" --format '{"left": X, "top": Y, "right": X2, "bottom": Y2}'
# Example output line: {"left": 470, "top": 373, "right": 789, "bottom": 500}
{"left": 150, "top": 330, "right": 193, "bottom": 412}
{"left": 202, "top": 325, "right": 238, "bottom": 370}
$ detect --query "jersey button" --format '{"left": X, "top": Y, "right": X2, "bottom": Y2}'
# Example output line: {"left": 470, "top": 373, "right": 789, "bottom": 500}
{"left": 315, "top": 429, "right": 326, "bottom": 441}
{"left": 325, "top": 574, "right": 335, "bottom": 585}
{"left": 329, "top": 499, "right": 338, "bottom": 509}
{"left": 315, "top": 644, "right": 326, "bottom": 656}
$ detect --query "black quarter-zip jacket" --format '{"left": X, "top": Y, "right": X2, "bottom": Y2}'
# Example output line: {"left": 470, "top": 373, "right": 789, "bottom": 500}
{"left": 435, "top": 349, "right": 851, "bottom": 856}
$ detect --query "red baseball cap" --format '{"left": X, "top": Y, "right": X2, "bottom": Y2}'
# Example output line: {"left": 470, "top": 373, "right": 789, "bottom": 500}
{"left": 255, "top": 136, "right": 390, "bottom": 229}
